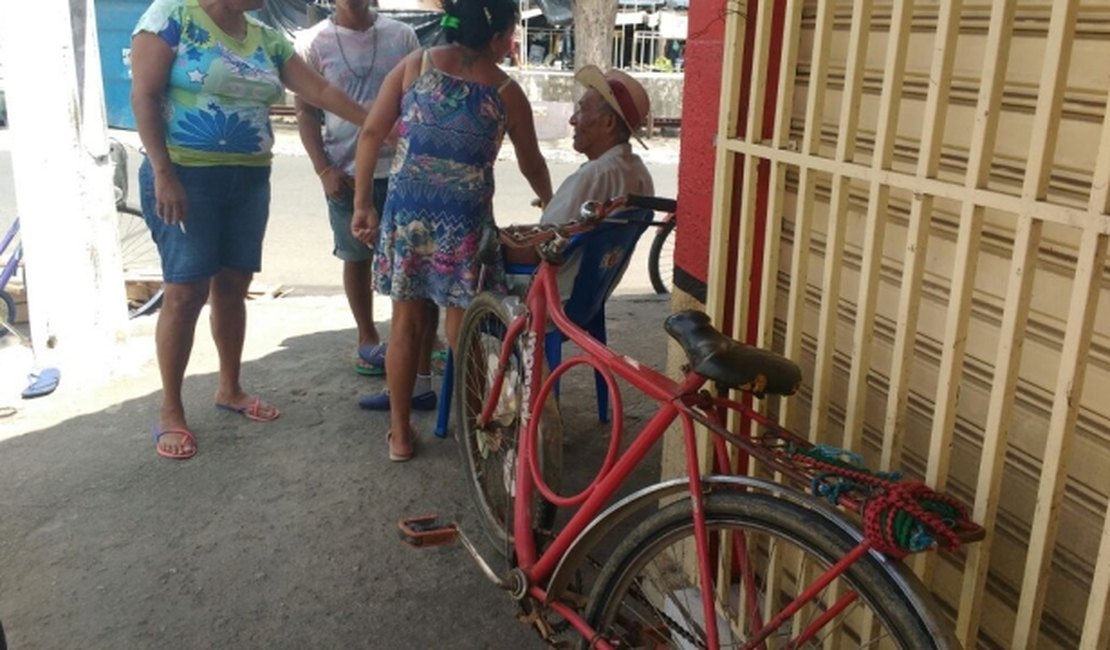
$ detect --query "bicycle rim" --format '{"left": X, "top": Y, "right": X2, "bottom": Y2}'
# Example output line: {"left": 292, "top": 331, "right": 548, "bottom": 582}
{"left": 456, "top": 293, "right": 525, "bottom": 553}
{"left": 582, "top": 493, "right": 937, "bottom": 649}
{"left": 118, "top": 205, "right": 164, "bottom": 319}
{"left": 649, "top": 220, "right": 676, "bottom": 295}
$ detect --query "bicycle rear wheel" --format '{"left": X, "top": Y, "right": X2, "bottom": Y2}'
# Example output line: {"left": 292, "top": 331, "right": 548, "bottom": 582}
{"left": 117, "top": 205, "right": 164, "bottom": 318}
{"left": 581, "top": 493, "right": 938, "bottom": 649}
{"left": 455, "top": 293, "right": 559, "bottom": 555}
{"left": 648, "top": 219, "right": 676, "bottom": 295}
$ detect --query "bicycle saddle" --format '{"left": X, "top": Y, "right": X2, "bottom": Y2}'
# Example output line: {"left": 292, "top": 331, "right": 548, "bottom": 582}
{"left": 664, "top": 310, "right": 802, "bottom": 397}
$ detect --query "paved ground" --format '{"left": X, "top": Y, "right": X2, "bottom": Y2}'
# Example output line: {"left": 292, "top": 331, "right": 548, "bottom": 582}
{"left": 0, "top": 290, "right": 675, "bottom": 649}
{"left": 0, "top": 126, "right": 682, "bottom": 648}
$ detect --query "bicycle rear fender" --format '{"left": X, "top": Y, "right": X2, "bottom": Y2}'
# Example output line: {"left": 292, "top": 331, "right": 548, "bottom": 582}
{"left": 545, "top": 475, "right": 963, "bottom": 650}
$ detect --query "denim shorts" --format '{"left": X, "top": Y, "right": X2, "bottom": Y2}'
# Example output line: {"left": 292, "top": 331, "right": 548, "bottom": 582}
{"left": 139, "top": 158, "right": 271, "bottom": 283}
{"left": 327, "top": 177, "right": 389, "bottom": 262}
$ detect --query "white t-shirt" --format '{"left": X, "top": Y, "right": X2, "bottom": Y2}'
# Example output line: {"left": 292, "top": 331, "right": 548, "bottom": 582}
{"left": 538, "top": 143, "right": 654, "bottom": 297}
{"left": 540, "top": 143, "right": 655, "bottom": 226}
{"left": 296, "top": 14, "right": 419, "bottom": 178}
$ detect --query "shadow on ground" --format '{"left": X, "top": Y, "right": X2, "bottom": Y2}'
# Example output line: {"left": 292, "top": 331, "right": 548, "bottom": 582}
{"left": 0, "top": 292, "right": 675, "bottom": 649}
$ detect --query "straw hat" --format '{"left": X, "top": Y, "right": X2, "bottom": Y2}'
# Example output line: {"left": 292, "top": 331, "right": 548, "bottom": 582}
{"left": 574, "top": 65, "right": 651, "bottom": 148}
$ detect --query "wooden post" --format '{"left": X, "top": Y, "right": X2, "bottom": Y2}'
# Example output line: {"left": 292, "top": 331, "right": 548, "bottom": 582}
{"left": 0, "top": 0, "right": 128, "bottom": 378}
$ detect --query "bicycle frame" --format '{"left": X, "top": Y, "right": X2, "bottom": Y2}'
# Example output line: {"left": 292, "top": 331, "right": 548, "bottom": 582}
{"left": 473, "top": 246, "right": 906, "bottom": 647}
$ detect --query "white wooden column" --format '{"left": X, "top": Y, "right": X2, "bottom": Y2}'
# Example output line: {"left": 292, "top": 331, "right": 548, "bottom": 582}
{"left": 0, "top": 0, "right": 127, "bottom": 377}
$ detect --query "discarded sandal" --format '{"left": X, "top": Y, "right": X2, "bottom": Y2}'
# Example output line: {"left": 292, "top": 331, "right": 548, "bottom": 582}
{"left": 216, "top": 398, "right": 281, "bottom": 422}
{"left": 387, "top": 430, "right": 415, "bottom": 463}
{"left": 153, "top": 426, "right": 197, "bottom": 460}
{"left": 21, "top": 368, "right": 60, "bottom": 399}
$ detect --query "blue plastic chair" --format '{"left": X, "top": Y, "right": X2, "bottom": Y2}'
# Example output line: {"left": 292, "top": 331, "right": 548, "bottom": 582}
{"left": 434, "top": 208, "right": 654, "bottom": 438}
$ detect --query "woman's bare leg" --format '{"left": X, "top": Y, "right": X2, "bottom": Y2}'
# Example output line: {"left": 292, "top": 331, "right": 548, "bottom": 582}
{"left": 387, "top": 299, "right": 431, "bottom": 457}
{"left": 155, "top": 278, "right": 210, "bottom": 455}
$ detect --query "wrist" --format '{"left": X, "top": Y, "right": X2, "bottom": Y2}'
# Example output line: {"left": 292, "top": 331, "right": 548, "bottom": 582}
{"left": 316, "top": 165, "right": 333, "bottom": 177}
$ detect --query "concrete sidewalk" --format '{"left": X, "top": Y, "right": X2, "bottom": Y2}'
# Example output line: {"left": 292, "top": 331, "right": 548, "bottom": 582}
{"left": 0, "top": 290, "right": 675, "bottom": 649}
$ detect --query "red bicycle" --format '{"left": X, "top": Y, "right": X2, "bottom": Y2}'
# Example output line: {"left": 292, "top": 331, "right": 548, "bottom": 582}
{"left": 404, "top": 196, "right": 983, "bottom": 649}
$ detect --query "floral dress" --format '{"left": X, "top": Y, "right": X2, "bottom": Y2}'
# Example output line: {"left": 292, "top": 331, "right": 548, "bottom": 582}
{"left": 374, "top": 58, "right": 510, "bottom": 307}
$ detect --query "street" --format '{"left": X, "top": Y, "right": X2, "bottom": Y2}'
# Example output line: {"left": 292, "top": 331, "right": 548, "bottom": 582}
{"left": 0, "top": 127, "right": 678, "bottom": 298}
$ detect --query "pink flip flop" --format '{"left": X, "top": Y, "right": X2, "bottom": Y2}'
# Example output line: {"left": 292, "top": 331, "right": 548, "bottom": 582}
{"left": 154, "top": 426, "right": 197, "bottom": 460}
{"left": 216, "top": 398, "right": 281, "bottom": 422}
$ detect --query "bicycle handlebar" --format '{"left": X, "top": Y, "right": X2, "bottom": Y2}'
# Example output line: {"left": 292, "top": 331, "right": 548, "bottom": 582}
{"left": 500, "top": 195, "right": 676, "bottom": 251}
{"left": 626, "top": 194, "right": 677, "bottom": 213}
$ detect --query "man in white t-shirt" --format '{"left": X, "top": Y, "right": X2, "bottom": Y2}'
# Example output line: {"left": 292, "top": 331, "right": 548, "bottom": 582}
{"left": 295, "top": 0, "right": 419, "bottom": 376}
{"left": 504, "top": 65, "right": 655, "bottom": 298}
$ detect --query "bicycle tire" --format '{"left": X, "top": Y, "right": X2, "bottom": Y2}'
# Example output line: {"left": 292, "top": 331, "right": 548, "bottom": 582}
{"left": 648, "top": 218, "right": 676, "bottom": 295}
{"left": 581, "top": 493, "right": 937, "bottom": 649}
{"left": 0, "top": 290, "right": 15, "bottom": 338}
{"left": 455, "top": 292, "right": 559, "bottom": 555}
{"left": 117, "top": 205, "right": 165, "bottom": 319}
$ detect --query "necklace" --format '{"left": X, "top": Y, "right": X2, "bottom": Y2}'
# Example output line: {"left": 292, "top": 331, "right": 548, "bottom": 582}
{"left": 334, "top": 17, "right": 377, "bottom": 81}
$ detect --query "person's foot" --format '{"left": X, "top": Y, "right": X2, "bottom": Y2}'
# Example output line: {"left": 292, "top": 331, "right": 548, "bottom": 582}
{"left": 430, "top": 348, "right": 449, "bottom": 375}
{"left": 387, "top": 428, "right": 416, "bottom": 462}
{"left": 154, "top": 426, "right": 197, "bottom": 460}
{"left": 214, "top": 395, "right": 281, "bottom": 422}
{"left": 358, "top": 389, "right": 437, "bottom": 411}
{"left": 357, "top": 343, "right": 387, "bottom": 376}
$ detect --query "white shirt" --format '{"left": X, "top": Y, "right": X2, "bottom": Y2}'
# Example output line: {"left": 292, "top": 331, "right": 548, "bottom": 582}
{"left": 295, "top": 15, "right": 419, "bottom": 178}
{"left": 541, "top": 143, "right": 654, "bottom": 226}
{"left": 539, "top": 143, "right": 654, "bottom": 298}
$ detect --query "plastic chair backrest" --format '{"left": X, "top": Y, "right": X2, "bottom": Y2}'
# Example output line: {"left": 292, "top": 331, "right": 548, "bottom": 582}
{"left": 434, "top": 207, "right": 655, "bottom": 438}
{"left": 560, "top": 206, "right": 654, "bottom": 330}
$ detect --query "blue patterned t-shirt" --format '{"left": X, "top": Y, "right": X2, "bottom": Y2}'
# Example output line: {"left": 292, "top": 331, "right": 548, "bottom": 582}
{"left": 133, "top": 0, "right": 294, "bottom": 166}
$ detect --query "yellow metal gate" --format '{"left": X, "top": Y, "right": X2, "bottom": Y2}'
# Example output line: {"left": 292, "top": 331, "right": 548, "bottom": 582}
{"left": 705, "top": 1, "right": 1110, "bottom": 647}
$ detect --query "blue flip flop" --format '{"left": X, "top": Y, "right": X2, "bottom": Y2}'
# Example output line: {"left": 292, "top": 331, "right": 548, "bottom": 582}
{"left": 21, "top": 368, "right": 60, "bottom": 399}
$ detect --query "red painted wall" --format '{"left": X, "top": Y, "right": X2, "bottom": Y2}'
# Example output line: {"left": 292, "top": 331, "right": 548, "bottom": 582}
{"left": 673, "top": 0, "right": 729, "bottom": 302}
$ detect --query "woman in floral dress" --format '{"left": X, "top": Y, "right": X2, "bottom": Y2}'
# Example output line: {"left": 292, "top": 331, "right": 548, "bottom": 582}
{"left": 352, "top": 0, "right": 552, "bottom": 461}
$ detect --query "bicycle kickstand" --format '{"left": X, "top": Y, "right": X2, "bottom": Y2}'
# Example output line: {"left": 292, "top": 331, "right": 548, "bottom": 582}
{"left": 397, "top": 515, "right": 511, "bottom": 590}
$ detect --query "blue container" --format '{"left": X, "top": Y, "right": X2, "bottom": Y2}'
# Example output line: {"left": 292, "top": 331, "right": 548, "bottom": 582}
{"left": 96, "top": 0, "right": 150, "bottom": 130}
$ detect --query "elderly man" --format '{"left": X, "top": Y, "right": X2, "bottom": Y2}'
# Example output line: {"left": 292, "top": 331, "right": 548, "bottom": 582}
{"left": 504, "top": 65, "right": 654, "bottom": 294}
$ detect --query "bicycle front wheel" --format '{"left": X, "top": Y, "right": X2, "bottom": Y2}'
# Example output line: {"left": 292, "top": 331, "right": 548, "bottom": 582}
{"left": 117, "top": 205, "right": 164, "bottom": 318}
{"left": 456, "top": 293, "right": 527, "bottom": 552}
{"left": 455, "top": 293, "right": 559, "bottom": 555}
{"left": 648, "top": 219, "right": 676, "bottom": 295}
{"left": 582, "top": 493, "right": 938, "bottom": 649}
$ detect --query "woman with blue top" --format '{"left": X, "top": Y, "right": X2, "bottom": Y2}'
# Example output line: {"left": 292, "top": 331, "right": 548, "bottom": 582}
{"left": 131, "top": 0, "right": 368, "bottom": 460}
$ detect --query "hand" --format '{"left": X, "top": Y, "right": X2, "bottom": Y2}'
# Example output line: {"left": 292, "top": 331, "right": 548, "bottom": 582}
{"left": 319, "top": 164, "right": 344, "bottom": 199}
{"left": 153, "top": 170, "right": 188, "bottom": 229}
{"left": 351, "top": 206, "right": 380, "bottom": 245}
{"left": 319, "top": 167, "right": 351, "bottom": 201}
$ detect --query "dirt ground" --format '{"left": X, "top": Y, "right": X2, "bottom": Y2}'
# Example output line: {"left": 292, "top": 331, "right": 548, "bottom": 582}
{"left": 0, "top": 289, "right": 674, "bottom": 649}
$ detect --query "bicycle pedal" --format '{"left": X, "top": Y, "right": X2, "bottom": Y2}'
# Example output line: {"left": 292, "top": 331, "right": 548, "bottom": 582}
{"left": 397, "top": 514, "right": 459, "bottom": 548}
